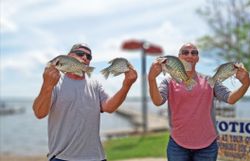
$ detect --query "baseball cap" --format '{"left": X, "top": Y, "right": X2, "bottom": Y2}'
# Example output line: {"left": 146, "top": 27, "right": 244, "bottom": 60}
{"left": 69, "top": 43, "right": 92, "bottom": 54}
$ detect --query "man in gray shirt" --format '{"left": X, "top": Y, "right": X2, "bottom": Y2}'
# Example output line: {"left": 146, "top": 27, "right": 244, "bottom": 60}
{"left": 33, "top": 43, "right": 137, "bottom": 161}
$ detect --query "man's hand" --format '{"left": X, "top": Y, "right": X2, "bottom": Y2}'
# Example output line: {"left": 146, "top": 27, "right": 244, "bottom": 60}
{"left": 43, "top": 66, "right": 60, "bottom": 88}
{"left": 236, "top": 66, "right": 250, "bottom": 86}
{"left": 123, "top": 65, "right": 137, "bottom": 87}
{"left": 148, "top": 61, "right": 162, "bottom": 80}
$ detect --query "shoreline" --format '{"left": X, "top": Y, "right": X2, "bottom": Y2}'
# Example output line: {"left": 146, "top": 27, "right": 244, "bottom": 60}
{"left": 0, "top": 154, "right": 166, "bottom": 161}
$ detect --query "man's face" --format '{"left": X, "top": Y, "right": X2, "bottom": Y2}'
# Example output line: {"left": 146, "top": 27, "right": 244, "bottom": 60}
{"left": 178, "top": 45, "right": 199, "bottom": 68}
{"left": 69, "top": 48, "right": 92, "bottom": 65}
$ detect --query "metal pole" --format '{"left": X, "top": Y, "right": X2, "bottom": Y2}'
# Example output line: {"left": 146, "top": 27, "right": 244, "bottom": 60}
{"left": 141, "top": 48, "right": 148, "bottom": 132}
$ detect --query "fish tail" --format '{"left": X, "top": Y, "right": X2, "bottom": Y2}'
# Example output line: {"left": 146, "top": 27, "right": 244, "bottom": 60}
{"left": 85, "top": 66, "right": 95, "bottom": 78}
{"left": 162, "top": 70, "right": 167, "bottom": 76}
{"left": 207, "top": 77, "right": 215, "bottom": 88}
{"left": 180, "top": 59, "right": 192, "bottom": 71}
{"left": 185, "top": 78, "right": 197, "bottom": 91}
{"left": 100, "top": 67, "right": 110, "bottom": 79}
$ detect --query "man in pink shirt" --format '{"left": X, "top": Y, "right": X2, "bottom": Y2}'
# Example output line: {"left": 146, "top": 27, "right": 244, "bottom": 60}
{"left": 148, "top": 43, "right": 250, "bottom": 161}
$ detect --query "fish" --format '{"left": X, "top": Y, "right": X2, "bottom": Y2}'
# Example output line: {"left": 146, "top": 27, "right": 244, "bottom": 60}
{"left": 46, "top": 55, "right": 95, "bottom": 77}
{"left": 207, "top": 62, "right": 242, "bottom": 88}
{"left": 156, "top": 55, "right": 196, "bottom": 90}
{"left": 101, "top": 57, "right": 131, "bottom": 79}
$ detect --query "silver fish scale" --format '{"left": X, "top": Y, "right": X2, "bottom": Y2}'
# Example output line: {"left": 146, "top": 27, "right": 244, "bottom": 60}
{"left": 57, "top": 56, "right": 83, "bottom": 72}
{"left": 109, "top": 58, "right": 129, "bottom": 73}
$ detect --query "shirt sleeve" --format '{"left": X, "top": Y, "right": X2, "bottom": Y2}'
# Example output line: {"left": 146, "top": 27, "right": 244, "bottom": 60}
{"left": 159, "top": 78, "right": 169, "bottom": 105}
{"left": 50, "top": 82, "right": 59, "bottom": 111}
{"left": 96, "top": 81, "right": 109, "bottom": 104}
{"left": 214, "top": 82, "right": 231, "bottom": 103}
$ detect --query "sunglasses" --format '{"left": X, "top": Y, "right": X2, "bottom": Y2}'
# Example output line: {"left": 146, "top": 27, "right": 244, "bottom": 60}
{"left": 181, "top": 49, "right": 199, "bottom": 56}
{"left": 73, "top": 50, "right": 92, "bottom": 60}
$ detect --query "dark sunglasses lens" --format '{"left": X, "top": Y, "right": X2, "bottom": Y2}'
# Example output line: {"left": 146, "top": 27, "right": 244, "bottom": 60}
{"left": 75, "top": 51, "right": 83, "bottom": 57}
{"left": 181, "top": 50, "right": 189, "bottom": 55}
{"left": 86, "top": 54, "right": 92, "bottom": 60}
{"left": 75, "top": 51, "right": 92, "bottom": 60}
{"left": 191, "top": 50, "right": 198, "bottom": 55}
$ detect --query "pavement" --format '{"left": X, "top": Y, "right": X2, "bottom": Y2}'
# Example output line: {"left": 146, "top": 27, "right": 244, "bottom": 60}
{"left": 118, "top": 158, "right": 166, "bottom": 161}
{"left": 118, "top": 158, "right": 224, "bottom": 161}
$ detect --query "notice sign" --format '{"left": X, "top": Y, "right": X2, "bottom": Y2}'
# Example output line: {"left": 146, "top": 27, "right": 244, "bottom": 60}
{"left": 217, "top": 118, "right": 250, "bottom": 161}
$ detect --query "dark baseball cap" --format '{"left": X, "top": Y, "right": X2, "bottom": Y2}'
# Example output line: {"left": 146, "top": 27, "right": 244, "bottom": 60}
{"left": 69, "top": 43, "right": 92, "bottom": 54}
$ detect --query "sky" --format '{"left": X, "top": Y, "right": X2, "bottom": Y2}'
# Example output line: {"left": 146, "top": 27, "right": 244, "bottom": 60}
{"left": 1, "top": 0, "right": 249, "bottom": 99}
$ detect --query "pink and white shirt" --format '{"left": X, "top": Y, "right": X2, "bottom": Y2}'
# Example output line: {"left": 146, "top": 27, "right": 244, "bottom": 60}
{"left": 159, "top": 73, "right": 230, "bottom": 149}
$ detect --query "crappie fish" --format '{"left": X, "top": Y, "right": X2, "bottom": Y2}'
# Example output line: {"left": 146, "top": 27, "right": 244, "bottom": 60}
{"left": 47, "top": 55, "right": 94, "bottom": 77}
{"left": 101, "top": 57, "right": 131, "bottom": 79}
{"left": 156, "top": 55, "right": 196, "bottom": 90}
{"left": 207, "top": 62, "right": 242, "bottom": 88}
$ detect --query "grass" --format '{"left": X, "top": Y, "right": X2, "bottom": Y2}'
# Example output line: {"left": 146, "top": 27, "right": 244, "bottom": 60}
{"left": 103, "top": 131, "right": 170, "bottom": 160}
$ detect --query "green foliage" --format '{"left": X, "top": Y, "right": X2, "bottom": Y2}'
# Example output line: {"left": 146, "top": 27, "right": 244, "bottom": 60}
{"left": 103, "top": 132, "right": 169, "bottom": 160}
{"left": 196, "top": 0, "right": 250, "bottom": 70}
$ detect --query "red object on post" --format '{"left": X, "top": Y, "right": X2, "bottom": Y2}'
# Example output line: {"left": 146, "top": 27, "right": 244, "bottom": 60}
{"left": 122, "top": 39, "right": 163, "bottom": 55}
{"left": 122, "top": 40, "right": 143, "bottom": 50}
{"left": 145, "top": 44, "right": 163, "bottom": 55}
{"left": 121, "top": 39, "right": 163, "bottom": 132}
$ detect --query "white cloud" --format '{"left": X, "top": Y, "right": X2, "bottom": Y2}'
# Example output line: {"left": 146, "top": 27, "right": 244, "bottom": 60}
{"left": 1, "top": 0, "right": 44, "bottom": 33}
{"left": 1, "top": 49, "right": 57, "bottom": 77}
{"left": 0, "top": 17, "right": 17, "bottom": 33}
{"left": 1, "top": 0, "right": 249, "bottom": 98}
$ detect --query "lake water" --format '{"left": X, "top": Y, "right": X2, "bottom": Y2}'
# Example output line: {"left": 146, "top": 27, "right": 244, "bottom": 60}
{"left": 0, "top": 98, "right": 249, "bottom": 156}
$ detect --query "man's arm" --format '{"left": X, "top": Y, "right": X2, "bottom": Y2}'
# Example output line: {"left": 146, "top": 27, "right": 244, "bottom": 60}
{"left": 33, "top": 66, "right": 60, "bottom": 119}
{"left": 101, "top": 67, "right": 137, "bottom": 113}
{"left": 148, "top": 61, "right": 163, "bottom": 106}
{"left": 227, "top": 67, "right": 250, "bottom": 104}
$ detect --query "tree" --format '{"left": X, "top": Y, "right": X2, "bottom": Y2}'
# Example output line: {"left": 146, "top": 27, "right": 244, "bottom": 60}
{"left": 197, "top": 0, "right": 250, "bottom": 70}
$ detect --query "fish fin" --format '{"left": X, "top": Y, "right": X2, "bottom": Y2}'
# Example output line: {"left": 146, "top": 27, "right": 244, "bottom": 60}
{"left": 185, "top": 78, "right": 197, "bottom": 91}
{"left": 100, "top": 67, "right": 110, "bottom": 79}
{"left": 162, "top": 70, "right": 166, "bottom": 76}
{"left": 127, "top": 62, "right": 135, "bottom": 70}
{"left": 161, "top": 64, "right": 167, "bottom": 75}
{"left": 85, "top": 66, "right": 95, "bottom": 78}
{"left": 74, "top": 71, "right": 83, "bottom": 77}
{"left": 180, "top": 59, "right": 192, "bottom": 71}
{"left": 213, "top": 66, "right": 219, "bottom": 72}
{"left": 108, "top": 58, "right": 115, "bottom": 64}
{"left": 173, "top": 77, "right": 182, "bottom": 84}
{"left": 207, "top": 77, "right": 215, "bottom": 88}
{"left": 113, "top": 72, "right": 123, "bottom": 77}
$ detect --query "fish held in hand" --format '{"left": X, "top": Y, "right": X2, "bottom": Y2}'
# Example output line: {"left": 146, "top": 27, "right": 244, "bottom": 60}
{"left": 207, "top": 62, "right": 242, "bottom": 88}
{"left": 47, "top": 55, "right": 94, "bottom": 77}
{"left": 101, "top": 57, "right": 131, "bottom": 79}
{"left": 156, "top": 55, "right": 196, "bottom": 90}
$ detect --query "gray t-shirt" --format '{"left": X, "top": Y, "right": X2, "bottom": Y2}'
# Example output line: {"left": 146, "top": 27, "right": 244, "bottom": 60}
{"left": 47, "top": 75, "right": 109, "bottom": 161}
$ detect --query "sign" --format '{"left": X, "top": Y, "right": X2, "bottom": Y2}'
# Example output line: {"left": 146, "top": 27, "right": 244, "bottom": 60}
{"left": 217, "top": 117, "right": 250, "bottom": 161}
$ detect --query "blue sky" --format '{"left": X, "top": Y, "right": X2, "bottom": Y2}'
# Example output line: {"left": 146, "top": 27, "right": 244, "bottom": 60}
{"left": 1, "top": 0, "right": 249, "bottom": 99}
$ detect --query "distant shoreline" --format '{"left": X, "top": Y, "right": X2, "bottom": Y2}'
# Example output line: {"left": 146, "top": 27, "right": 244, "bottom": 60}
{"left": 0, "top": 154, "right": 47, "bottom": 161}
{"left": 1, "top": 95, "right": 250, "bottom": 102}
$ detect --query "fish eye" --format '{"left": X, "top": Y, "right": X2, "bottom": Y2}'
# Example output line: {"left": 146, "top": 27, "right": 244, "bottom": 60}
{"left": 55, "top": 60, "right": 62, "bottom": 67}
